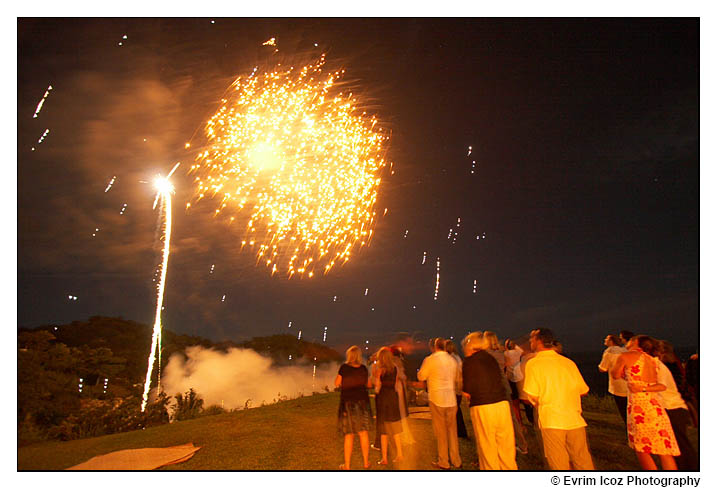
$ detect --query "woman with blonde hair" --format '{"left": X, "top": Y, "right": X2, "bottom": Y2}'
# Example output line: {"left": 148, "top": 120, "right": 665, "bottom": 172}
{"left": 485, "top": 331, "right": 528, "bottom": 454}
{"left": 461, "top": 332, "right": 518, "bottom": 470}
{"left": 373, "top": 346, "right": 404, "bottom": 465}
{"left": 335, "top": 345, "right": 372, "bottom": 470}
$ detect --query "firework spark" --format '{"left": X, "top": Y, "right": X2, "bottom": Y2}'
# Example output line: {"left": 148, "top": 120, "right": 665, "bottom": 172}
{"left": 33, "top": 85, "right": 53, "bottom": 118}
{"left": 104, "top": 176, "right": 117, "bottom": 193}
{"left": 452, "top": 217, "right": 461, "bottom": 244}
{"left": 434, "top": 257, "right": 440, "bottom": 300}
{"left": 189, "top": 56, "right": 388, "bottom": 278}
{"left": 141, "top": 163, "right": 179, "bottom": 412}
{"left": 36, "top": 129, "right": 50, "bottom": 145}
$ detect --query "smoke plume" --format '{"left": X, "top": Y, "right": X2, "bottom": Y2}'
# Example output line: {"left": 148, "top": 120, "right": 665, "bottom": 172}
{"left": 161, "top": 346, "right": 339, "bottom": 410}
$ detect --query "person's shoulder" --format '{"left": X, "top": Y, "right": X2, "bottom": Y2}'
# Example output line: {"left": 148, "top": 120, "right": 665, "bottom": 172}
{"left": 524, "top": 354, "right": 540, "bottom": 367}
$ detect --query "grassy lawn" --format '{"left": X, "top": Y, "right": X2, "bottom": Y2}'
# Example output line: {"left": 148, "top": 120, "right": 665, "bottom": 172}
{"left": 17, "top": 392, "right": 698, "bottom": 471}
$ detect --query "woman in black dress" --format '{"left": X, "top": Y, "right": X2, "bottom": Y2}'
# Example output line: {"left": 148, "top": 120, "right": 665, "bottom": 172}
{"left": 335, "top": 345, "right": 372, "bottom": 470}
{"left": 374, "top": 346, "right": 404, "bottom": 465}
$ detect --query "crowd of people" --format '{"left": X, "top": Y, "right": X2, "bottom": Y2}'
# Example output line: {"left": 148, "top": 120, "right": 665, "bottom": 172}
{"left": 599, "top": 330, "right": 699, "bottom": 471}
{"left": 334, "top": 328, "right": 699, "bottom": 471}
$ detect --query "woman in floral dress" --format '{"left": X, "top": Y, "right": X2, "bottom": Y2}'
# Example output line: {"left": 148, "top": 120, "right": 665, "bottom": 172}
{"left": 611, "top": 335, "right": 679, "bottom": 470}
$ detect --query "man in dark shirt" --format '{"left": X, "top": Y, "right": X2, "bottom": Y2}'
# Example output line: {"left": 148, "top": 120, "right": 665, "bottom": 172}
{"left": 462, "top": 331, "right": 518, "bottom": 470}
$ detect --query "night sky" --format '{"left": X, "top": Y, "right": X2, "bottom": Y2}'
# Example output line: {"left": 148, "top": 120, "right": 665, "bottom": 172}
{"left": 17, "top": 18, "right": 699, "bottom": 352}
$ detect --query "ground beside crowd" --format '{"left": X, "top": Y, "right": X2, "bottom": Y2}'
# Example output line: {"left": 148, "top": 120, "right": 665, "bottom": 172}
{"left": 17, "top": 392, "right": 698, "bottom": 471}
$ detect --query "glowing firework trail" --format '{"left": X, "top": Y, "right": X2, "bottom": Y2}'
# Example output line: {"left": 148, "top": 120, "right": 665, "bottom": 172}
{"left": 141, "top": 163, "right": 179, "bottom": 412}
{"left": 365, "top": 288, "right": 369, "bottom": 296}
{"left": 32, "top": 85, "right": 53, "bottom": 118}
{"left": 92, "top": 228, "right": 99, "bottom": 237}
{"left": 104, "top": 176, "right": 117, "bottom": 192}
{"left": 467, "top": 145, "right": 472, "bottom": 157}
{"left": 288, "top": 321, "right": 292, "bottom": 328}
{"left": 120, "top": 203, "right": 128, "bottom": 215}
{"left": 262, "top": 37, "right": 276, "bottom": 46}
{"left": 210, "top": 264, "right": 215, "bottom": 274}
{"left": 422, "top": 251, "right": 427, "bottom": 265}
{"left": 434, "top": 257, "right": 440, "bottom": 300}
{"left": 471, "top": 161, "right": 476, "bottom": 174}
{"left": 323, "top": 326, "right": 328, "bottom": 342}
{"left": 312, "top": 357, "right": 317, "bottom": 390}
{"left": 404, "top": 229, "right": 409, "bottom": 238}
{"left": 298, "top": 330, "right": 302, "bottom": 340}
{"left": 37, "top": 129, "right": 50, "bottom": 144}
{"left": 473, "top": 279, "right": 477, "bottom": 294}
{"left": 190, "top": 55, "right": 388, "bottom": 278}
{"left": 221, "top": 294, "right": 226, "bottom": 302}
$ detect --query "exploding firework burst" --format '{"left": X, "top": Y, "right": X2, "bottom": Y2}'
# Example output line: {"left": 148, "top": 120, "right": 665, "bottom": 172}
{"left": 189, "top": 56, "right": 388, "bottom": 278}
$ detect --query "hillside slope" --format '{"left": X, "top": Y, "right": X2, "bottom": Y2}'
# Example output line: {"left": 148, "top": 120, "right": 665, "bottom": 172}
{"left": 17, "top": 392, "right": 698, "bottom": 471}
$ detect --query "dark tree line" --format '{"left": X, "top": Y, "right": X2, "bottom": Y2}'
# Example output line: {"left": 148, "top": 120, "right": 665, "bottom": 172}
{"left": 17, "top": 316, "right": 341, "bottom": 444}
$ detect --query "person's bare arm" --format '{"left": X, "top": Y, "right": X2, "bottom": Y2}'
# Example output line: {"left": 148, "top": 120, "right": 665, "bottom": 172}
{"left": 610, "top": 355, "right": 625, "bottom": 380}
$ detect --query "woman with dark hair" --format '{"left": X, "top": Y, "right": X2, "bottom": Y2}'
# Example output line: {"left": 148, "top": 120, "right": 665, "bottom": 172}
{"left": 611, "top": 335, "right": 679, "bottom": 470}
{"left": 335, "top": 345, "right": 372, "bottom": 470}
{"left": 657, "top": 341, "right": 687, "bottom": 398}
{"left": 373, "top": 346, "right": 404, "bottom": 465}
{"left": 649, "top": 340, "right": 698, "bottom": 470}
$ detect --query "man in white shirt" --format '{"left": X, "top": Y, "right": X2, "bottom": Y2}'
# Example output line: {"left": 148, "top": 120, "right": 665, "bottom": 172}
{"left": 598, "top": 334, "right": 628, "bottom": 425}
{"left": 417, "top": 337, "right": 462, "bottom": 469}
{"left": 523, "top": 328, "right": 594, "bottom": 470}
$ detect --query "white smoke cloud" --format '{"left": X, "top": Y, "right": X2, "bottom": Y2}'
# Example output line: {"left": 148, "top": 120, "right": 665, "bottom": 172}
{"left": 161, "top": 346, "right": 339, "bottom": 410}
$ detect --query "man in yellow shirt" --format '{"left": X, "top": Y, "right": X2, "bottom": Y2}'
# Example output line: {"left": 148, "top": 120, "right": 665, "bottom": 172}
{"left": 523, "top": 328, "right": 594, "bottom": 470}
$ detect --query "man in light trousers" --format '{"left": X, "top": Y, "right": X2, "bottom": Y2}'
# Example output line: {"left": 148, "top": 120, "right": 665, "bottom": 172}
{"left": 524, "top": 328, "right": 594, "bottom": 470}
{"left": 417, "top": 337, "right": 462, "bottom": 469}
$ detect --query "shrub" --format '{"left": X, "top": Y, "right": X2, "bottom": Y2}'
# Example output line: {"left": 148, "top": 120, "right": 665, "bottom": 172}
{"left": 202, "top": 405, "right": 226, "bottom": 416}
{"left": 173, "top": 388, "right": 204, "bottom": 421}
